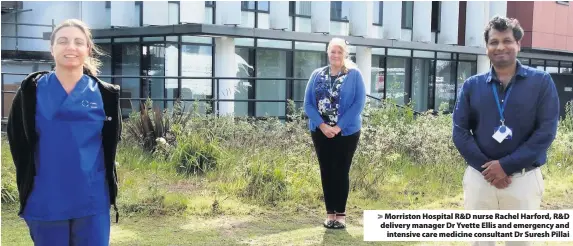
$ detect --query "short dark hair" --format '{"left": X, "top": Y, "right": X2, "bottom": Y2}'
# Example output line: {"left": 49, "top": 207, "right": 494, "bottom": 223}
{"left": 483, "top": 16, "right": 524, "bottom": 43}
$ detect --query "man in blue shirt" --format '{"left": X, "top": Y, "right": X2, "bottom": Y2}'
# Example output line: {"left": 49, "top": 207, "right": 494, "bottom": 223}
{"left": 452, "top": 16, "right": 559, "bottom": 245}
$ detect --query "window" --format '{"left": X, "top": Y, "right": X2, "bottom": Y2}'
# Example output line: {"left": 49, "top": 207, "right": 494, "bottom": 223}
{"left": 531, "top": 59, "right": 545, "bottom": 71}
{"left": 98, "top": 43, "right": 112, "bottom": 77}
{"left": 371, "top": 55, "right": 386, "bottom": 100}
{"left": 457, "top": 61, "right": 477, "bottom": 94}
{"left": 388, "top": 48, "right": 412, "bottom": 57}
{"left": 241, "top": 1, "right": 255, "bottom": 10}
{"left": 435, "top": 60, "right": 456, "bottom": 112}
{"left": 291, "top": 1, "right": 311, "bottom": 16}
{"left": 431, "top": 1, "right": 440, "bottom": 31}
{"left": 165, "top": 43, "right": 179, "bottom": 110}
{"left": 294, "top": 51, "right": 327, "bottom": 109}
{"left": 258, "top": 39, "right": 291, "bottom": 49}
{"left": 295, "top": 42, "right": 326, "bottom": 51}
{"left": 560, "top": 61, "right": 573, "bottom": 73}
{"left": 258, "top": 1, "right": 269, "bottom": 11}
{"left": 205, "top": 2, "right": 214, "bottom": 24}
{"left": 402, "top": 1, "right": 414, "bottom": 29}
{"left": 411, "top": 59, "right": 433, "bottom": 112}
{"left": 181, "top": 45, "right": 213, "bottom": 114}
{"left": 386, "top": 57, "right": 411, "bottom": 105}
{"left": 135, "top": 1, "right": 142, "bottom": 26}
{"left": 142, "top": 44, "right": 167, "bottom": 110}
{"left": 292, "top": 1, "right": 311, "bottom": 32}
{"left": 112, "top": 43, "right": 141, "bottom": 117}
{"left": 373, "top": 2, "right": 383, "bottom": 25}
{"left": 256, "top": 49, "right": 287, "bottom": 117}
{"left": 168, "top": 1, "right": 179, "bottom": 25}
{"left": 241, "top": 1, "right": 270, "bottom": 12}
{"left": 413, "top": 50, "right": 435, "bottom": 58}
{"left": 458, "top": 54, "right": 477, "bottom": 61}
{"left": 235, "top": 47, "right": 254, "bottom": 116}
{"left": 330, "top": 1, "right": 350, "bottom": 21}
{"left": 546, "top": 60, "right": 559, "bottom": 73}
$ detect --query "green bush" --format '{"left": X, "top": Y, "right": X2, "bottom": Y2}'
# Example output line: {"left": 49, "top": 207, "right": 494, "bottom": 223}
{"left": 169, "top": 129, "right": 222, "bottom": 176}
{"left": 3, "top": 99, "right": 572, "bottom": 214}
{"left": 1, "top": 134, "right": 18, "bottom": 204}
{"left": 242, "top": 159, "right": 288, "bottom": 206}
{"left": 1, "top": 173, "right": 18, "bottom": 204}
{"left": 123, "top": 99, "right": 194, "bottom": 152}
{"left": 561, "top": 100, "right": 573, "bottom": 132}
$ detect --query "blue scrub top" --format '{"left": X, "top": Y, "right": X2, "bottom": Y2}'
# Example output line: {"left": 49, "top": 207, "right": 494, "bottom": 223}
{"left": 23, "top": 72, "right": 110, "bottom": 221}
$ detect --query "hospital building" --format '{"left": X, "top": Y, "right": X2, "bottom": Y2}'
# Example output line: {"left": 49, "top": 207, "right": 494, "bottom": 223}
{"left": 2, "top": 1, "right": 573, "bottom": 120}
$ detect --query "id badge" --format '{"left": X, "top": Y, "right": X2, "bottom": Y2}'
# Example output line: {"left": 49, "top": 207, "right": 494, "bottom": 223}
{"left": 493, "top": 125, "right": 513, "bottom": 143}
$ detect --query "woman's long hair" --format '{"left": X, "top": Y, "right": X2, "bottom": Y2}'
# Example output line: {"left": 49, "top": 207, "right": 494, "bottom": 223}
{"left": 50, "top": 19, "right": 104, "bottom": 76}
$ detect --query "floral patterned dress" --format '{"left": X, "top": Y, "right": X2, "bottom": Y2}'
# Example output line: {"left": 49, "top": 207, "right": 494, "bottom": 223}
{"left": 315, "top": 67, "right": 348, "bottom": 126}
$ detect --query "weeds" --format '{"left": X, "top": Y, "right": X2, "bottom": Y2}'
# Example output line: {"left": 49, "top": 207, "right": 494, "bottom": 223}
{"left": 2, "top": 101, "right": 572, "bottom": 216}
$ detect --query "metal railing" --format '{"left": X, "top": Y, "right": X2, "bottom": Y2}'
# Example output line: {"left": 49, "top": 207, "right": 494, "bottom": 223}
{"left": 1, "top": 72, "right": 20, "bottom": 119}
{"left": 366, "top": 94, "right": 423, "bottom": 116}
{"left": 1, "top": 72, "right": 422, "bottom": 120}
{"left": 96, "top": 75, "right": 308, "bottom": 119}
{"left": 1, "top": 20, "right": 55, "bottom": 50}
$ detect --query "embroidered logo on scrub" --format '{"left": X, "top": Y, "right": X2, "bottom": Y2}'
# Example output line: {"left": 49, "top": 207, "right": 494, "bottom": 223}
{"left": 81, "top": 100, "right": 99, "bottom": 109}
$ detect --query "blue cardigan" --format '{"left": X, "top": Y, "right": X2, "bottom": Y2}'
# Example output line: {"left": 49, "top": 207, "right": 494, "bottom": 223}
{"left": 304, "top": 66, "right": 366, "bottom": 136}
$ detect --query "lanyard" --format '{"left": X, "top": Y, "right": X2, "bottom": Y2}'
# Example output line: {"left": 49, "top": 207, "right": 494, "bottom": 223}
{"left": 327, "top": 67, "right": 342, "bottom": 93}
{"left": 492, "top": 83, "right": 513, "bottom": 125}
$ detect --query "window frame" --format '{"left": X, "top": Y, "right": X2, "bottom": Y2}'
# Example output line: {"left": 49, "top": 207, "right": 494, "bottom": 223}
{"left": 401, "top": 1, "right": 414, "bottom": 29}
{"left": 373, "top": 2, "right": 383, "bottom": 26}
{"left": 241, "top": 1, "right": 270, "bottom": 13}
{"left": 330, "top": 1, "right": 350, "bottom": 22}
{"left": 431, "top": 1, "right": 441, "bottom": 32}
{"left": 289, "top": 1, "right": 312, "bottom": 17}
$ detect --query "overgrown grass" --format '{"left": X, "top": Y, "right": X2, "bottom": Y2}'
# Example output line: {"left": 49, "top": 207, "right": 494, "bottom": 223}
{"left": 1, "top": 136, "right": 18, "bottom": 204}
{"left": 3, "top": 100, "right": 572, "bottom": 213}
{"left": 2, "top": 100, "right": 573, "bottom": 245}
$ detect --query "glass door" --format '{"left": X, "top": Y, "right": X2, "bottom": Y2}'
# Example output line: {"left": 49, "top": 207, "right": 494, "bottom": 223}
{"left": 141, "top": 43, "right": 166, "bottom": 110}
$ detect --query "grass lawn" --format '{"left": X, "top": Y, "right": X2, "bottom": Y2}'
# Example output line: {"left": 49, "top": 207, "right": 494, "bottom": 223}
{"left": 3, "top": 107, "right": 573, "bottom": 245}
{"left": 3, "top": 162, "right": 572, "bottom": 246}
{"left": 3, "top": 204, "right": 572, "bottom": 246}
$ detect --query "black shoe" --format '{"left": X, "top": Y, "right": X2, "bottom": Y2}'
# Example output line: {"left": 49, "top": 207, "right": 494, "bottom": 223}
{"left": 323, "top": 219, "right": 335, "bottom": 228}
{"left": 332, "top": 220, "right": 346, "bottom": 229}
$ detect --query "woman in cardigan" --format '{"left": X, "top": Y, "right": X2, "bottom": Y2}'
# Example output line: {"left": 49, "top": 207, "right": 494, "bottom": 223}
{"left": 303, "top": 38, "right": 366, "bottom": 229}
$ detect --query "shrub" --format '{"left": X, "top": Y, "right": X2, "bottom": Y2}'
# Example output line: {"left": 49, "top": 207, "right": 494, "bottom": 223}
{"left": 1, "top": 135, "right": 18, "bottom": 204}
{"left": 1, "top": 174, "right": 18, "bottom": 204}
{"left": 242, "top": 159, "right": 288, "bottom": 206}
{"left": 123, "top": 99, "right": 194, "bottom": 152}
{"left": 4, "top": 99, "right": 572, "bottom": 213}
{"left": 170, "top": 130, "right": 222, "bottom": 176}
{"left": 561, "top": 100, "right": 573, "bottom": 132}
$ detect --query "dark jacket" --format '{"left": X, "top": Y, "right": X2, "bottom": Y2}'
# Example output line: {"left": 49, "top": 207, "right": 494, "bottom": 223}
{"left": 6, "top": 71, "right": 122, "bottom": 222}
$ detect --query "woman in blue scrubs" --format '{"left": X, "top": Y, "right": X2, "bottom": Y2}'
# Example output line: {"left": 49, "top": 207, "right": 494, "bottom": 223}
{"left": 7, "top": 19, "right": 122, "bottom": 246}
